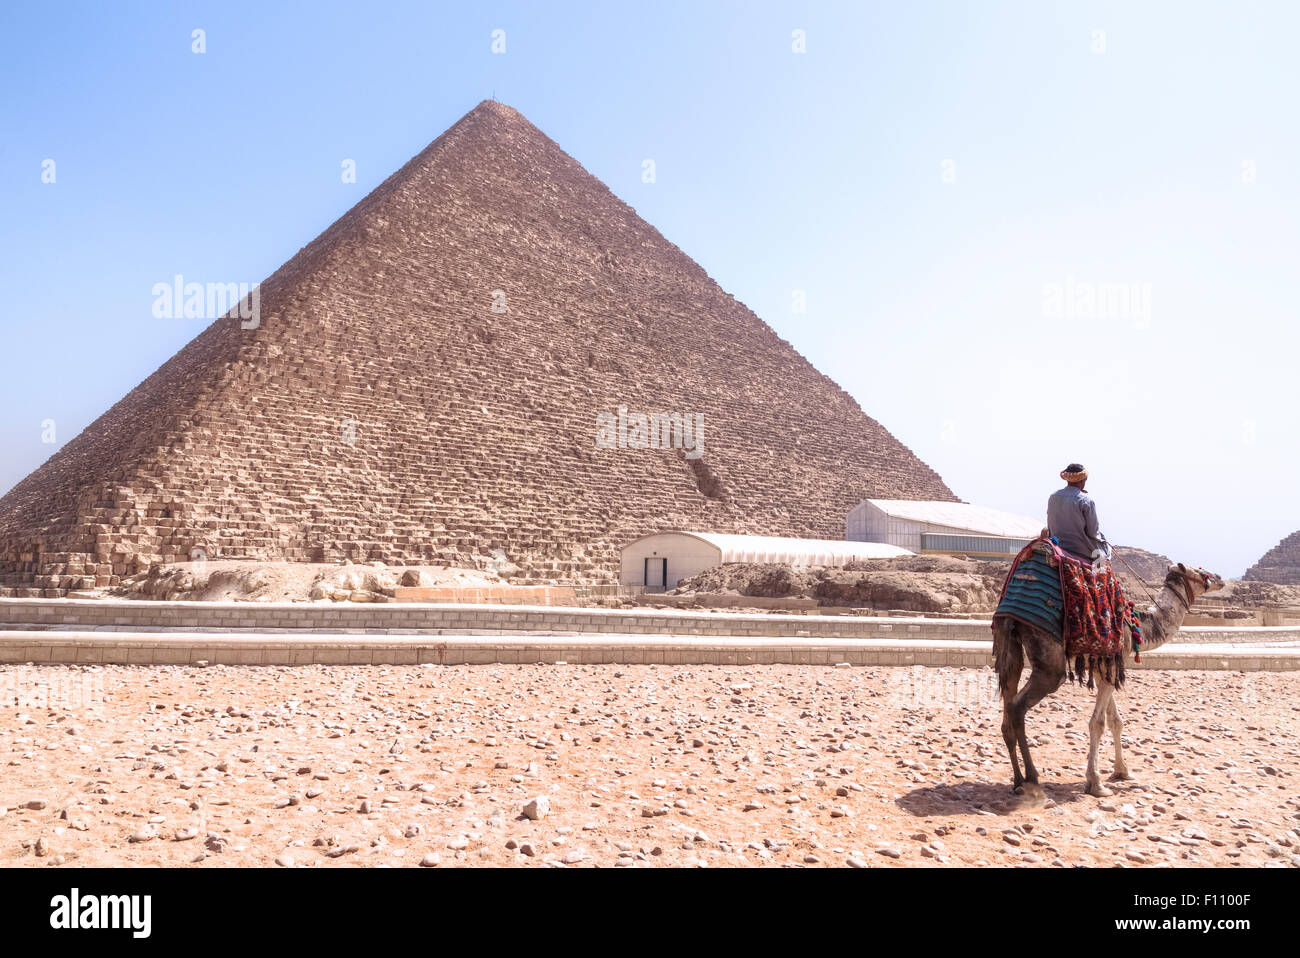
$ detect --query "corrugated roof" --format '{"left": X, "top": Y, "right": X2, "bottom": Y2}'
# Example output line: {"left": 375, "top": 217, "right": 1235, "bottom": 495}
{"left": 859, "top": 500, "right": 1044, "bottom": 538}
{"left": 629, "top": 532, "right": 912, "bottom": 564}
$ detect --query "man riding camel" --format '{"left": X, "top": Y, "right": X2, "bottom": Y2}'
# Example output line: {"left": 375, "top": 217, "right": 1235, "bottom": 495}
{"left": 1046, "top": 462, "right": 1113, "bottom": 567}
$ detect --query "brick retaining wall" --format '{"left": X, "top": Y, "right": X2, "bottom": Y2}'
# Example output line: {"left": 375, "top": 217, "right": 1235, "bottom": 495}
{"left": 1, "top": 598, "right": 1297, "bottom": 645}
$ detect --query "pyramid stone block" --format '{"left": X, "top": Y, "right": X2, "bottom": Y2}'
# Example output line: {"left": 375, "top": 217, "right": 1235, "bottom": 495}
{"left": 1244, "top": 531, "right": 1300, "bottom": 585}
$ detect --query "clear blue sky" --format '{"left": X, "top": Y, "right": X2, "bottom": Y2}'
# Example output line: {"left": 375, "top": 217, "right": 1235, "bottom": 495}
{"left": 2, "top": 1, "right": 1297, "bottom": 578}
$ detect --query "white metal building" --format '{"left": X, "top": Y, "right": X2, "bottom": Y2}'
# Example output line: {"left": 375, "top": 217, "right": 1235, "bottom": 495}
{"left": 620, "top": 531, "right": 913, "bottom": 589}
{"left": 845, "top": 500, "right": 1044, "bottom": 558}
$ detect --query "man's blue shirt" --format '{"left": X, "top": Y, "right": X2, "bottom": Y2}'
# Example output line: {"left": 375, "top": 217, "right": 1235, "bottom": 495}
{"left": 1047, "top": 485, "right": 1112, "bottom": 562}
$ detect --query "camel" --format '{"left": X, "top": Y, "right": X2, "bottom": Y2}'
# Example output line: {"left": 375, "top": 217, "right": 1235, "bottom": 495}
{"left": 992, "top": 556, "right": 1224, "bottom": 797}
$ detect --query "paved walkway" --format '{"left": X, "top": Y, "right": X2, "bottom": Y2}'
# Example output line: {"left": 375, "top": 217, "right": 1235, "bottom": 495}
{"left": 1, "top": 629, "right": 1296, "bottom": 669}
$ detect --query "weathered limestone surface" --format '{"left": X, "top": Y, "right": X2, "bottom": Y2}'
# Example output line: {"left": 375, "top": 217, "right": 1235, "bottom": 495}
{"left": 1244, "top": 531, "right": 1300, "bottom": 586}
{"left": 0, "top": 101, "right": 956, "bottom": 595}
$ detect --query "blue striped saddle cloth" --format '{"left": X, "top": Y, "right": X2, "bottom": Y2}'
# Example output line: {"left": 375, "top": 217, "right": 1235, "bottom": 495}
{"left": 994, "top": 547, "right": 1064, "bottom": 638}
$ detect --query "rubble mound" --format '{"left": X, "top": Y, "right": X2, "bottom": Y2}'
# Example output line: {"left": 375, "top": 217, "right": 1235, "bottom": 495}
{"left": 672, "top": 556, "right": 1011, "bottom": 614}
{"left": 1207, "top": 578, "right": 1300, "bottom": 609}
{"left": 1112, "top": 545, "right": 1174, "bottom": 582}
{"left": 114, "top": 560, "right": 505, "bottom": 603}
{"left": 669, "top": 546, "right": 1183, "bottom": 615}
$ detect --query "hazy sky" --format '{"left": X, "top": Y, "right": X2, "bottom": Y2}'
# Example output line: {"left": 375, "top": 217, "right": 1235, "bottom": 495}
{"left": 1, "top": 1, "right": 1296, "bottom": 578}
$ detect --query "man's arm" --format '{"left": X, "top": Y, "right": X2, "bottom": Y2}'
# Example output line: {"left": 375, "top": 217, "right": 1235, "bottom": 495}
{"left": 1083, "top": 497, "right": 1113, "bottom": 559}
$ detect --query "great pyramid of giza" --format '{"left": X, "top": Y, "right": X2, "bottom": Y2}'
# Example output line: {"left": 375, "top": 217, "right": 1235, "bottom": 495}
{"left": 1243, "top": 531, "right": 1300, "bottom": 585}
{"left": 0, "top": 100, "right": 957, "bottom": 595}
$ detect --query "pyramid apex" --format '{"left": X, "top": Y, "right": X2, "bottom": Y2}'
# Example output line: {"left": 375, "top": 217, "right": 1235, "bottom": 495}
{"left": 469, "top": 98, "right": 521, "bottom": 117}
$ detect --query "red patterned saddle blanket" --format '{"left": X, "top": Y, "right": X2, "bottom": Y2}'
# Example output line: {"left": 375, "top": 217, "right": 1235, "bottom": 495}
{"left": 996, "top": 537, "right": 1140, "bottom": 689}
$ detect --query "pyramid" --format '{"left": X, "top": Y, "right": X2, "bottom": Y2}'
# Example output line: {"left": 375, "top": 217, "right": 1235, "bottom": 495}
{"left": 1243, "top": 531, "right": 1300, "bottom": 585}
{"left": 0, "top": 100, "right": 957, "bottom": 595}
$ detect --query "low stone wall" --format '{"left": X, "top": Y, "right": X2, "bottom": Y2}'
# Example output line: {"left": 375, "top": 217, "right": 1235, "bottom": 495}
{"left": 0, "top": 597, "right": 987, "bottom": 640}
{"left": 392, "top": 586, "right": 577, "bottom": 605}
{"left": 0, "top": 633, "right": 994, "bottom": 667}
{"left": 635, "top": 594, "right": 823, "bottom": 611}
{"left": 1183, "top": 608, "right": 1300, "bottom": 628}
{"left": 634, "top": 595, "right": 988, "bottom": 617}
{"left": 1, "top": 598, "right": 1298, "bottom": 645}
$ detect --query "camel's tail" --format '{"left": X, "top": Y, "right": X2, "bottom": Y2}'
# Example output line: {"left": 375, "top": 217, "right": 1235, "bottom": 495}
{"left": 991, "top": 617, "right": 1024, "bottom": 699}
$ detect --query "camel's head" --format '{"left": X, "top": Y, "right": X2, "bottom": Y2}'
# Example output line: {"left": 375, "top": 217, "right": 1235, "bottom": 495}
{"left": 1166, "top": 562, "right": 1225, "bottom": 600}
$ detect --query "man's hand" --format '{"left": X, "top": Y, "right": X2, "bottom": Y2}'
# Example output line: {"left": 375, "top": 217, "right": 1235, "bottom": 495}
{"left": 1096, "top": 532, "right": 1114, "bottom": 561}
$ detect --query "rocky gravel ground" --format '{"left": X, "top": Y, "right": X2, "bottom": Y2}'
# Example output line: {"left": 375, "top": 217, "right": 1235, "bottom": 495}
{"left": 2, "top": 663, "right": 1298, "bottom": 868}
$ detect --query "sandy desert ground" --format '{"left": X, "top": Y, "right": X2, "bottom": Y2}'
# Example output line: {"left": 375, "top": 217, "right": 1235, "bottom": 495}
{"left": 2, "top": 663, "right": 1298, "bottom": 868}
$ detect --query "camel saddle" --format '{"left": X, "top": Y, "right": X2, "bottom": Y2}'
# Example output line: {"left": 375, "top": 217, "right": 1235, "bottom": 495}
{"left": 993, "top": 537, "right": 1138, "bottom": 689}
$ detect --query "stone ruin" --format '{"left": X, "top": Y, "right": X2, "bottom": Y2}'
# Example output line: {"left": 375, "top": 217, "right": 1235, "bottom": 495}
{"left": 1244, "top": 530, "right": 1300, "bottom": 586}
{"left": 0, "top": 100, "right": 957, "bottom": 597}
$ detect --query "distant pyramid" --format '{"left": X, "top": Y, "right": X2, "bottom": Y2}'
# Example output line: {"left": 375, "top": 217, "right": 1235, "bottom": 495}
{"left": 1244, "top": 531, "right": 1300, "bottom": 585}
{"left": 0, "top": 100, "right": 956, "bottom": 594}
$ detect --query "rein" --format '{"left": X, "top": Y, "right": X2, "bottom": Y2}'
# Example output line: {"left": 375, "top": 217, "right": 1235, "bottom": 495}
{"left": 1113, "top": 555, "right": 1207, "bottom": 662}
{"left": 1113, "top": 550, "right": 1205, "bottom": 610}
{"left": 1113, "top": 551, "right": 1161, "bottom": 606}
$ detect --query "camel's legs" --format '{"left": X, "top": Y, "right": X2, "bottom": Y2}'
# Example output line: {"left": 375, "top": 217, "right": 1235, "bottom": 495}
{"left": 1010, "top": 668, "right": 1064, "bottom": 786}
{"left": 1085, "top": 677, "right": 1115, "bottom": 797}
{"left": 1107, "top": 694, "right": 1131, "bottom": 781}
{"left": 999, "top": 643, "right": 1025, "bottom": 788}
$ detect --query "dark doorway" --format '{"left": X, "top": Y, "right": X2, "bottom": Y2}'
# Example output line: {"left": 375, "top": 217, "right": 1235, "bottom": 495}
{"left": 644, "top": 557, "right": 668, "bottom": 591}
